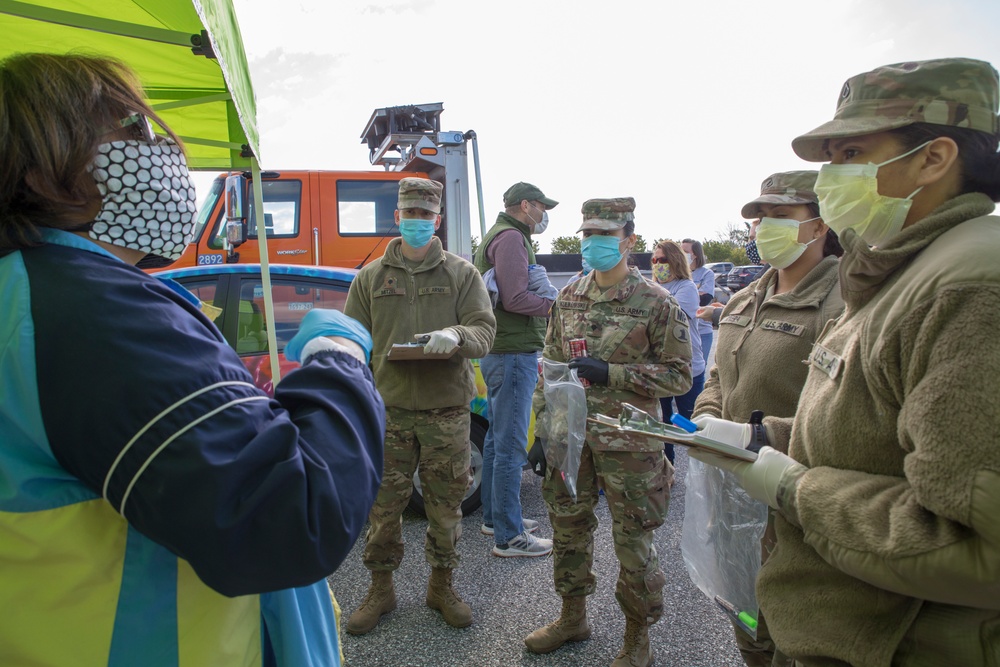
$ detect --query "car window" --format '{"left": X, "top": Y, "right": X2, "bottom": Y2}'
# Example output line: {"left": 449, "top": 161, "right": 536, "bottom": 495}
{"left": 236, "top": 277, "right": 350, "bottom": 355}
{"left": 177, "top": 278, "right": 225, "bottom": 325}
{"left": 337, "top": 180, "right": 402, "bottom": 236}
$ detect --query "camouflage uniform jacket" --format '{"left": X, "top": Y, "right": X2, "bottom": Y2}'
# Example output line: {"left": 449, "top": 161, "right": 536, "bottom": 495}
{"left": 345, "top": 237, "right": 496, "bottom": 411}
{"left": 536, "top": 267, "right": 692, "bottom": 454}
{"left": 693, "top": 255, "right": 843, "bottom": 450}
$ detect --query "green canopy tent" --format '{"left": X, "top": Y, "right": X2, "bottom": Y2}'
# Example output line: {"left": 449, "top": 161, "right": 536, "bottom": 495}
{"left": 0, "top": 0, "right": 258, "bottom": 168}
{"left": 2, "top": 0, "right": 286, "bottom": 382}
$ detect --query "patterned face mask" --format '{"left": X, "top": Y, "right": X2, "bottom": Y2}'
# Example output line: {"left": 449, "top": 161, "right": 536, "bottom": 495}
{"left": 88, "top": 138, "right": 197, "bottom": 261}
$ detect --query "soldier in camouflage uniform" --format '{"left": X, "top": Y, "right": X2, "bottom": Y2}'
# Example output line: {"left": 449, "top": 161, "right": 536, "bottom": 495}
{"left": 525, "top": 198, "right": 692, "bottom": 667}
{"left": 343, "top": 178, "right": 496, "bottom": 634}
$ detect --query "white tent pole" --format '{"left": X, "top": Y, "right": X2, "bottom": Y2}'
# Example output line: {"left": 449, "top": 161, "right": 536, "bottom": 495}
{"left": 252, "top": 157, "right": 281, "bottom": 386}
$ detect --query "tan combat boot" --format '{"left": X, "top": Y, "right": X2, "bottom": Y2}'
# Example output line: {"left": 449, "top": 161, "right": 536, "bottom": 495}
{"left": 346, "top": 570, "right": 396, "bottom": 635}
{"left": 611, "top": 617, "right": 653, "bottom": 667}
{"left": 524, "top": 596, "right": 591, "bottom": 654}
{"left": 426, "top": 567, "right": 473, "bottom": 628}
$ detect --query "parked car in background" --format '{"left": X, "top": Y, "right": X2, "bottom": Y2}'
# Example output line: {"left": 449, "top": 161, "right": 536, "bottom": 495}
{"left": 705, "top": 261, "right": 734, "bottom": 288}
{"left": 726, "top": 264, "right": 766, "bottom": 291}
{"left": 153, "top": 263, "right": 489, "bottom": 516}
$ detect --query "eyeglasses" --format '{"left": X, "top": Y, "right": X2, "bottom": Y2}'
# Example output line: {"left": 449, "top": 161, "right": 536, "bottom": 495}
{"left": 650, "top": 257, "right": 670, "bottom": 264}
{"left": 104, "top": 113, "right": 157, "bottom": 144}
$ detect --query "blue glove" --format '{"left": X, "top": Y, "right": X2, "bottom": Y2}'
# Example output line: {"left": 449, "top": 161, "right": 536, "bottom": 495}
{"left": 285, "top": 309, "right": 373, "bottom": 364}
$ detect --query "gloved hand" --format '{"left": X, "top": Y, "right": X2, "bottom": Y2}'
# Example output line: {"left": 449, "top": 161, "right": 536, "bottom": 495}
{"left": 297, "top": 336, "right": 367, "bottom": 365}
{"left": 568, "top": 357, "right": 609, "bottom": 385}
{"left": 527, "top": 440, "right": 547, "bottom": 477}
{"left": 286, "top": 308, "right": 373, "bottom": 364}
{"left": 687, "top": 446, "right": 806, "bottom": 509}
{"left": 692, "top": 414, "right": 751, "bottom": 449}
{"left": 416, "top": 328, "right": 460, "bottom": 354}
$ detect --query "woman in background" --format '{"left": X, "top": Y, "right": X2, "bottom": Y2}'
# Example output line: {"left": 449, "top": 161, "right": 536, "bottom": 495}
{"left": 681, "top": 239, "right": 715, "bottom": 369}
{"left": 651, "top": 240, "right": 704, "bottom": 463}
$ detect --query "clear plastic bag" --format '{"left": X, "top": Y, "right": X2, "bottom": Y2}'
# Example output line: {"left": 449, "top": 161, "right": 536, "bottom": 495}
{"left": 536, "top": 358, "right": 588, "bottom": 501}
{"left": 681, "top": 457, "right": 769, "bottom": 639}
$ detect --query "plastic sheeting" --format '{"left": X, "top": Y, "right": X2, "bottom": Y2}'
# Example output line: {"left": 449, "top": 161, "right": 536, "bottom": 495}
{"left": 681, "top": 457, "right": 769, "bottom": 638}
{"left": 536, "top": 358, "right": 587, "bottom": 501}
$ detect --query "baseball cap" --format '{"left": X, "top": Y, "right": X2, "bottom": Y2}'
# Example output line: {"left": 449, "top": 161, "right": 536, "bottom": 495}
{"left": 793, "top": 58, "right": 1000, "bottom": 162}
{"left": 740, "top": 171, "right": 819, "bottom": 219}
{"left": 398, "top": 177, "right": 443, "bottom": 214}
{"left": 576, "top": 197, "right": 636, "bottom": 232}
{"left": 502, "top": 182, "right": 559, "bottom": 209}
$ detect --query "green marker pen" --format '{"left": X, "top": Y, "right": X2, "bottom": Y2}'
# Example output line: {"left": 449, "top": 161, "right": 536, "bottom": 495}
{"left": 714, "top": 595, "right": 758, "bottom": 634}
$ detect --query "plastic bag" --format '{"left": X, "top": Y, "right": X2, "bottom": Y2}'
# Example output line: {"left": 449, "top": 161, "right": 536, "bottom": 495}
{"left": 681, "top": 456, "right": 769, "bottom": 639}
{"left": 535, "top": 358, "right": 588, "bottom": 501}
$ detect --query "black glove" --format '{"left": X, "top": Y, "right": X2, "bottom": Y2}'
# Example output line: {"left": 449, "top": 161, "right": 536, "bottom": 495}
{"left": 527, "top": 440, "right": 547, "bottom": 477}
{"left": 699, "top": 292, "right": 715, "bottom": 307}
{"left": 568, "top": 357, "right": 610, "bottom": 385}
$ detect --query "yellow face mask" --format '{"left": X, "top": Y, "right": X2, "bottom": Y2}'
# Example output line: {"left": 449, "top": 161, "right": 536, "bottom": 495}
{"left": 814, "top": 141, "right": 930, "bottom": 247}
{"left": 755, "top": 217, "right": 820, "bottom": 269}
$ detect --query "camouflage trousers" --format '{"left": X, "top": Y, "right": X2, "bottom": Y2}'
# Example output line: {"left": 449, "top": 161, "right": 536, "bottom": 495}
{"left": 363, "top": 405, "right": 471, "bottom": 571}
{"left": 542, "top": 443, "right": 672, "bottom": 624}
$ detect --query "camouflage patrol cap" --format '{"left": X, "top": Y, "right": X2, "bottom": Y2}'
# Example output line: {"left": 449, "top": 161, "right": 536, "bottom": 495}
{"left": 793, "top": 58, "right": 1000, "bottom": 161}
{"left": 397, "top": 177, "right": 443, "bottom": 214}
{"left": 503, "top": 182, "right": 559, "bottom": 209}
{"left": 740, "top": 171, "right": 818, "bottom": 219}
{"left": 576, "top": 197, "right": 636, "bottom": 232}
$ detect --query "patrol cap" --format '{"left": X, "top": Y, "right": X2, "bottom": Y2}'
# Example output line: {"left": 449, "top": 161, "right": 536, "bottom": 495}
{"left": 740, "top": 171, "right": 819, "bottom": 219}
{"left": 793, "top": 58, "right": 1000, "bottom": 162}
{"left": 503, "top": 182, "right": 559, "bottom": 209}
{"left": 397, "top": 177, "right": 443, "bottom": 214}
{"left": 576, "top": 197, "right": 636, "bottom": 232}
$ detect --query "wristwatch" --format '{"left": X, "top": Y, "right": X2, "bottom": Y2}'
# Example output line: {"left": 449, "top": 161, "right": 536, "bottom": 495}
{"left": 748, "top": 410, "right": 769, "bottom": 453}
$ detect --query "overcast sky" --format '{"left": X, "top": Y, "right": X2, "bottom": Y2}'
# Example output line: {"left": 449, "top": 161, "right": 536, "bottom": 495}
{"left": 196, "top": 0, "right": 1000, "bottom": 251}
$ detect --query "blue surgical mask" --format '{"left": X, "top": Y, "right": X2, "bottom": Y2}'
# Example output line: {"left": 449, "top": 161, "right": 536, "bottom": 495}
{"left": 581, "top": 257, "right": 593, "bottom": 275}
{"left": 399, "top": 218, "right": 435, "bottom": 248}
{"left": 581, "top": 235, "right": 624, "bottom": 272}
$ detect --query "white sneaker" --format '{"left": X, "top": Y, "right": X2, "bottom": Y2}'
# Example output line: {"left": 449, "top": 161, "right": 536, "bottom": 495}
{"left": 480, "top": 518, "right": 539, "bottom": 536}
{"left": 492, "top": 530, "right": 553, "bottom": 558}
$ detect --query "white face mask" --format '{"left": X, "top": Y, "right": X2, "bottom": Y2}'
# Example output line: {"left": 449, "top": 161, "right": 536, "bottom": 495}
{"left": 814, "top": 141, "right": 930, "bottom": 247}
{"left": 528, "top": 203, "right": 549, "bottom": 235}
{"left": 685, "top": 252, "right": 694, "bottom": 265}
{"left": 89, "top": 138, "right": 197, "bottom": 260}
{"left": 755, "top": 216, "right": 820, "bottom": 269}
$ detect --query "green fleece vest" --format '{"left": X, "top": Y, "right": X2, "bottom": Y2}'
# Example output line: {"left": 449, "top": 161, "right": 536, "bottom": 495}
{"left": 474, "top": 213, "right": 546, "bottom": 353}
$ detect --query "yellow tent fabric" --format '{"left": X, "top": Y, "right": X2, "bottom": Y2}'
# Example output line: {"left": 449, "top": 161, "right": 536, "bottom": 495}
{"left": 0, "top": 0, "right": 259, "bottom": 169}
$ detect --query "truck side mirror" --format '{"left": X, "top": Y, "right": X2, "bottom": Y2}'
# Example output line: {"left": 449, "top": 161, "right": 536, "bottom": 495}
{"left": 224, "top": 174, "right": 248, "bottom": 262}
{"left": 225, "top": 174, "right": 247, "bottom": 245}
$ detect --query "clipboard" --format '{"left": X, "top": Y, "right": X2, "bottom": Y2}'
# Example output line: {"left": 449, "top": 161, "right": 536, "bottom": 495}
{"left": 589, "top": 404, "right": 757, "bottom": 462}
{"left": 387, "top": 343, "right": 457, "bottom": 361}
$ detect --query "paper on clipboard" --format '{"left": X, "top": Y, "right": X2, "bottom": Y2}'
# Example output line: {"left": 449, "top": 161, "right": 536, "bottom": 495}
{"left": 588, "top": 404, "right": 757, "bottom": 462}
{"left": 387, "top": 343, "right": 457, "bottom": 361}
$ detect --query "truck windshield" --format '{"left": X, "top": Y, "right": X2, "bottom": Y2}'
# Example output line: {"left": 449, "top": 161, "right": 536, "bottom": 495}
{"left": 192, "top": 176, "right": 224, "bottom": 245}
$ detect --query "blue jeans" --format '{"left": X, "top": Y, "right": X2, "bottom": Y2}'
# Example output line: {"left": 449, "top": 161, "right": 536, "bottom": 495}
{"left": 700, "top": 331, "right": 714, "bottom": 368}
{"left": 480, "top": 352, "right": 537, "bottom": 546}
{"left": 660, "top": 371, "right": 705, "bottom": 463}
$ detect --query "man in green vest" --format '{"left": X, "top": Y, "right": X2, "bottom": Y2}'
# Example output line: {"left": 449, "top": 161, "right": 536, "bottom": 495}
{"left": 474, "top": 182, "right": 557, "bottom": 557}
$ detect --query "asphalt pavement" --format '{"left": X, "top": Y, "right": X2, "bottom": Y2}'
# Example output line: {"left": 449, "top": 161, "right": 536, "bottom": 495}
{"left": 329, "top": 334, "right": 738, "bottom": 666}
{"left": 328, "top": 450, "right": 745, "bottom": 667}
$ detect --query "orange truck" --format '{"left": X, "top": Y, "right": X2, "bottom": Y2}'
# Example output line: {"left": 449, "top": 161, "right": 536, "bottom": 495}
{"left": 146, "top": 103, "right": 484, "bottom": 271}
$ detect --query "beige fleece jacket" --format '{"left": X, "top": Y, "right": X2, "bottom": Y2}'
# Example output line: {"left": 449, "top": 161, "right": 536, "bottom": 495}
{"left": 759, "top": 194, "right": 1000, "bottom": 666}
{"left": 694, "top": 255, "right": 843, "bottom": 449}
{"left": 344, "top": 237, "right": 496, "bottom": 410}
